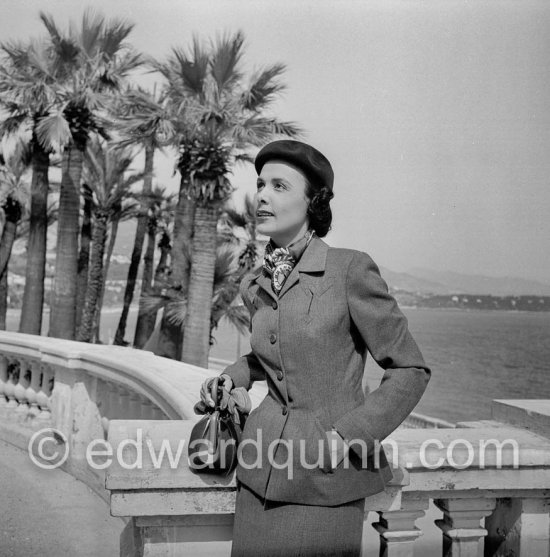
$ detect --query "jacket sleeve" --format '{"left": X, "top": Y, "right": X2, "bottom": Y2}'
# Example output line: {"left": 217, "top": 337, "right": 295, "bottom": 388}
{"left": 333, "top": 251, "right": 431, "bottom": 456}
{"left": 220, "top": 272, "right": 266, "bottom": 390}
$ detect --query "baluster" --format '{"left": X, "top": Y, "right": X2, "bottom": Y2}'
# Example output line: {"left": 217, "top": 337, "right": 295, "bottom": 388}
{"left": 140, "top": 397, "right": 153, "bottom": 419}
{"left": 96, "top": 380, "right": 111, "bottom": 435}
{"left": 434, "top": 498, "right": 496, "bottom": 557}
{"left": 4, "top": 360, "right": 19, "bottom": 411}
{"left": 128, "top": 392, "right": 142, "bottom": 419}
{"left": 108, "top": 383, "right": 119, "bottom": 419}
{"left": 515, "top": 498, "right": 550, "bottom": 556}
{"left": 0, "top": 355, "right": 8, "bottom": 409}
{"left": 372, "top": 498, "right": 429, "bottom": 557}
{"left": 35, "top": 365, "right": 53, "bottom": 423}
{"left": 117, "top": 385, "right": 131, "bottom": 419}
{"left": 485, "top": 497, "right": 550, "bottom": 556}
{"left": 14, "top": 359, "right": 30, "bottom": 418}
{"left": 25, "top": 360, "right": 41, "bottom": 419}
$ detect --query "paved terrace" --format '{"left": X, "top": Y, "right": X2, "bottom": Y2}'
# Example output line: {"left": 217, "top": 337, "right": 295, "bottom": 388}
{"left": 1, "top": 331, "right": 550, "bottom": 556}
{"left": 0, "top": 439, "right": 123, "bottom": 557}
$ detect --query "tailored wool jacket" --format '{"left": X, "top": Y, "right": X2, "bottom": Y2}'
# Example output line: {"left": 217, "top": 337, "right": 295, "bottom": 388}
{"left": 223, "top": 235, "right": 431, "bottom": 506}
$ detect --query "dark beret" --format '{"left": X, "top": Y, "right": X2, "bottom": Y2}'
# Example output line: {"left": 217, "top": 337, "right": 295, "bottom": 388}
{"left": 254, "top": 140, "right": 334, "bottom": 192}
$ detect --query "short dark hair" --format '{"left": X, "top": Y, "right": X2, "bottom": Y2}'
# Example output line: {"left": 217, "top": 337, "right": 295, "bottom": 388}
{"left": 305, "top": 179, "right": 333, "bottom": 237}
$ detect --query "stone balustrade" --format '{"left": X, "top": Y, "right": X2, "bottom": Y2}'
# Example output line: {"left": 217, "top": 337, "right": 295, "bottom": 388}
{"left": 1, "top": 331, "right": 550, "bottom": 556}
{"left": 0, "top": 331, "right": 264, "bottom": 500}
{"left": 106, "top": 399, "right": 550, "bottom": 557}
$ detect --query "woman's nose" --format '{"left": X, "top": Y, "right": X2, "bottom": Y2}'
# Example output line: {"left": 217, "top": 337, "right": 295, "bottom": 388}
{"left": 255, "top": 189, "right": 269, "bottom": 205}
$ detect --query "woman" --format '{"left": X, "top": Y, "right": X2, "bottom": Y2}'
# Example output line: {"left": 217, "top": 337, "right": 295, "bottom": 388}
{"left": 200, "top": 139, "right": 431, "bottom": 556}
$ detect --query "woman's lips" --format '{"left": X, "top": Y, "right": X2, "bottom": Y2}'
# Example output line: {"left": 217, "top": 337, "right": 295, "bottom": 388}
{"left": 256, "top": 211, "right": 274, "bottom": 218}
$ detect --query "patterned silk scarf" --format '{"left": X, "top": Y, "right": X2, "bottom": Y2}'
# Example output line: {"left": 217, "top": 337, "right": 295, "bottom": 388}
{"left": 263, "top": 229, "right": 315, "bottom": 295}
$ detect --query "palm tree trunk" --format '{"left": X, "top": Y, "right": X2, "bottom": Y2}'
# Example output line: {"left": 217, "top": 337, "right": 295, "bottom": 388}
{"left": 92, "top": 215, "right": 119, "bottom": 343}
{"left": 75, "top": 184, "right": 93, "bottom": 333}
{"left": 181, "top": 202, "right": 219, "bottom": 367}
{"left": 49, "top": 146, "right": 83, "bottom": 339}
{"left": 154, "top": 231, "right": 171, "bottom": 285}
{"left": 0, "top": 202, "right": 22, "bottom": 329}
{"left": 133, "top": 217, "right": 160, "bottom": 348}
{"left": 0, "top": 266, "right": 8, "bottom": 329}
{"left": 0, "top": 202, "right": 21, "bottom": 275}
{"left": 19, "top": 143, "right": 49, "bottom": 335}
{"left": 171, "top": 182, "right": 194, "bottom": 289}
{"left": 114, "top": 144, "right": 154, "bottom": 345}
{"left": 157, "top": 180, "right": 195, "bottom": 359}
{"left": 77, "top": 210, "right": 109, "bottom": 342}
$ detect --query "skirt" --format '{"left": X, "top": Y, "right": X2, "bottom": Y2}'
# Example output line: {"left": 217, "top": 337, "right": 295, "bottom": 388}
{"left": 231, "top": 482, "right": 365, "bottom": 557}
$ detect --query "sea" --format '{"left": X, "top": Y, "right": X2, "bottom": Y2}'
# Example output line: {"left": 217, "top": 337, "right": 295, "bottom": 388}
{"left": 6, "top": 306, "right": 550, "bottom": 425}
{"left": 207, "top": 307, "right": 550, "bottom": 425}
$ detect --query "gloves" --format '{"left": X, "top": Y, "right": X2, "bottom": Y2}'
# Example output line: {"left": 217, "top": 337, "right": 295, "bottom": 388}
{"left": 199, "top": 373, "right": 234, "bottom": 409}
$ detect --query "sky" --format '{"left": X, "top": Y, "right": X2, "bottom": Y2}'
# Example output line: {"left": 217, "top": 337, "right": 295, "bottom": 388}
{"left": 2, "top": 0, "right": 550, "bottom": 283}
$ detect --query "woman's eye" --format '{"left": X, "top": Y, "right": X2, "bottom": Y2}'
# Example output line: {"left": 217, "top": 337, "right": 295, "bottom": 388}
{"left": 256, "top": 182, "right": 264, "bottom": 190}
{"left": 274, "top": 182, "right": 286, "bottom": 190}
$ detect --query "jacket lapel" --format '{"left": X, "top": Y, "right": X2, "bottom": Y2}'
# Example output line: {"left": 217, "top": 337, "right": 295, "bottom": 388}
{"left": 251, "top": 236, "right": 329, "bottom": 301}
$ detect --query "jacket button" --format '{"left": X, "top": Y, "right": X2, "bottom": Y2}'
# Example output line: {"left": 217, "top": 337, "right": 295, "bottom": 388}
{"left": 282, "top": 406, "right": 288, "bottom": 416}
{"left": 269, "top": 333, "right": 277, "bottom": 344}
{"left": 276, "top": 371, "right": 283, "bottom": 381}
{"left": 272, "top": 301, "right": 278, "bottom": 310}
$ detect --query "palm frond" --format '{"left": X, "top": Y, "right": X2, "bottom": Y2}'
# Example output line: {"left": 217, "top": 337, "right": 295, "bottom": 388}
{"left": 117, "top": 197, "right": 141, "bottom": 221}
{"left": 243, "top": 193, "right": 257, "bottom": 223}
{"left": 97, "top": 17, "right": 135, "bottom": 59}
{"left": 219, "top": 304, "right": 250, "bottom": 336}
{"left": 222, "top": 206, "right": 248, "bottom": 229}
{"left": 79, "top": 9, "right": 105, "bottom": 56}
{"left": 0, "top": 114, "right": 30, "bottom": 139}
{"left": 119, "top": 170, "right": 146, "bottom": 192}
{"left": 139, "top": 289, "right": 173, "bottom": 316}
{"left": 231, "top": 116, "right": 303, "bottom": 146}
{"left": 213, "top": 244, "right": 238, "bottom": 284}
{"left": 233, "top": 152, "right": 254, "bottom": 165}
{"left": 113, "top": 87, "right": 174, "bottom": 147}
{"left": 38, "top": 12, "right": 64, "bottom": 49}
{"left": 39, "top": 12, "right": 80, "bottom": 74}
{"left": 0, "top": 40, "right": 32, "bottom": 69}
{"left": 164, "top": 297, "right": 189, "bottom": 327}
{"left": 210, "top": 31, "right": 244, "bottom": 93}
{"left": 35, "top": 111, "right": 71, "bottom": 152}
{"left": 241, "top": 63, "right": 287, "bottom": 111}
{"left": 100, "top": 50, "right": 143, "bottom": 88}
{"left": 169, "top": 41, "right": 209, "bottom": 98}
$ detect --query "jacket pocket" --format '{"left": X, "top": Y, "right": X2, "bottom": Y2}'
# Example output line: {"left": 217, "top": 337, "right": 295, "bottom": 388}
{"left": 283, "top": 410, "right": 332, "bottom": 474}
{"left": 312, "top": 414, "right": 333, "bottom": 474}
{"left": 303, "top": 283, "right": 335, "bottom": 325}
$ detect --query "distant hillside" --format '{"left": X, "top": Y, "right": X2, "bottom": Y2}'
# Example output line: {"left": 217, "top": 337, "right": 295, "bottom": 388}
{"left": 410, "top": 268, "right": 550, "bottom": 296}
{"left": 15, "top": 222, "right": 548, "bottom": 299}
{"left": 379, "top": 267, "right": 453, "bottom": 295}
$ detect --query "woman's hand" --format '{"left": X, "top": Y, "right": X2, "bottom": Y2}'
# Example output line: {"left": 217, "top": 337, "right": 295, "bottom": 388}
{"left": 326, "top": 429, "right": 350, "bottom": 469}
{"left": 200, "top": 374, "right": 234, "bottom": 409}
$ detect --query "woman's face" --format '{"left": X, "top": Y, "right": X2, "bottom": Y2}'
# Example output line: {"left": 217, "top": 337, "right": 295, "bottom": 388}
{"left": 255, "top": 160, "right": 310, "bottom": 247}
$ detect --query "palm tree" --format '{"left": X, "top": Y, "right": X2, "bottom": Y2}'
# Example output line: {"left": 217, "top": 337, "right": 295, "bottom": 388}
{"left": 111, "top": 87, "right": 175, "bottom": 345}
{"left": 153, "top": 32, "right": 301, "bottom": 366}
{"left": 36, "top": 10, "right": 142, "bottom": 339}
{"left": 92, "top": 185, "right": 141, "bottom": 343}
{"left": 76, "top": 137, "right": 142, "bottom": 343}
{"left": 0, "top": 38, "right": 58, "bottom": 335}
{"left": 140, "top": 241, "right": 251, "bottom": 352}
{"left": 133, "top": 185, "right": 176, "bottom": 348}
{"left": 222, "top": 193, "right": 260, "bottom": 272}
